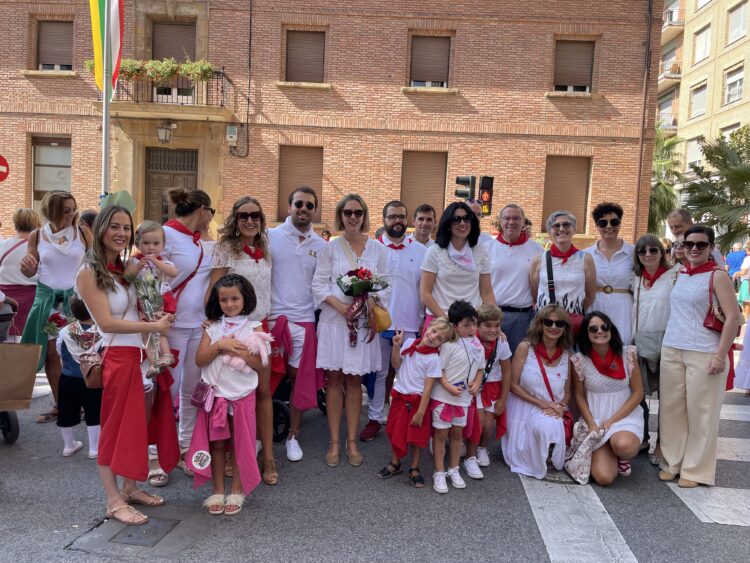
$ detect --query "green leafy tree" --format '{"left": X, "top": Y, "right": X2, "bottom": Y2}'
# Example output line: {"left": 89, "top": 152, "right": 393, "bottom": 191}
{"left": 682, "top": 126, "right": 750, "bottom": 252}
{"left": 650, "top": 126, "right": 682, "bottom": 234}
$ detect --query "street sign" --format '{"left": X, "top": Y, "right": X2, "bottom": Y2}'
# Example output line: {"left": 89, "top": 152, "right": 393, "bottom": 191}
{"left": 0, "top": 155, "right": 8, "bottom": 182}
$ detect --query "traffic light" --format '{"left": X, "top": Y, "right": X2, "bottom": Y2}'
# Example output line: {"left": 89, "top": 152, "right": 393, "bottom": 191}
{"left": 478, "top": 176, "right": 494, "bottom": 216}
{"left": 455, "top": 175, "right": 476, "bottom": 201}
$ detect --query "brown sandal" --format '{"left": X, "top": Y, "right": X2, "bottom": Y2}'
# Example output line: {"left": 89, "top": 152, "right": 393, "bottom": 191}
{"left": 106, "top": 504, "right": 148, "bottom": 525}
{"left": 262, "top": 458, "right": 279, "bottom": 486}
{"left": 124, "top": 489, "right": 166, "bottom": 506}
{"left": 325, "top": 441, "right": 340, "bottom": 468}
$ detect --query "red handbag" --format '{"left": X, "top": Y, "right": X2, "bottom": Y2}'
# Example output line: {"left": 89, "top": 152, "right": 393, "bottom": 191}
{"left": 535, "top": 350, "right": 573, "bottom": 446}
{"left": 703, "top": 270, "right": 741, "bottom": 337}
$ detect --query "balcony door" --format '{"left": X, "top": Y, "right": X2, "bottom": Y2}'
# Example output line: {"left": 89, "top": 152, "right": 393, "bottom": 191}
{"left": 145, "top": 148, "right": 198, "bottom": 224}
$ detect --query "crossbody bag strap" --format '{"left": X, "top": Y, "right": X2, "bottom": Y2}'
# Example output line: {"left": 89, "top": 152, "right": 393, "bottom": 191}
{"left": 171, "top": 243, "right": 204, "bottom": 301}
{"left": 534, "top": 350, "right": 556, "bottom": 402}
{"left": 635, "top": 281, "right": 641, "bottom": 332}
{"left": 545, "top": 250, "right": 556, "bottom": 304}
{"left": 708, "top": 269, "right": 715, "bottom": 308}
{"left": 0, "top": 239, "right": 27, "bottom": 268}
{"left": 482, "top": 340, "right": 498, "bottom": 384}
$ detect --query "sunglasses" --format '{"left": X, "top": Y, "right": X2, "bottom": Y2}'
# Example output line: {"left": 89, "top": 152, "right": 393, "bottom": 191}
{"left": 342, "top": 209, "right": 364, "bottom": 218}
{"left": 386, "top": 214, "right": 407, "bottom": 221}
{"left": 294, "top": 200, "right": 315, "bottom": 211}
{"left": 237, "top": 211, "right": 263, "bottom": 223}
{"left": 204, "top": 207, "right": 216, "bottom": 216}
{"left": 596, "top": 218, "right": 621, "bottom": 229}
{"left": 588, "top": 323, "right": 611, "bottom": 334}
{"left": 682, "top": 240, "right": 711, "bottom": 251}
{"left": 542, "top": 319, "right": 568, "bottom": 328}
{"left": 551, "top": 222, "right": 573, "bottom": 231}
{"left": 451, "top": 214, "right": 472, "bottom": 224}
{"left": 638, "top": 247, "right": 660, "bottom": 256}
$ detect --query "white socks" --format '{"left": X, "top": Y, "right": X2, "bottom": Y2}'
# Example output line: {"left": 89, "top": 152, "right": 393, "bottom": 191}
{"left": 87, "top": 425, "right": 100, "bottom": 457}
{"left": 60, "top": 427, "right": 76, "bottom": 450}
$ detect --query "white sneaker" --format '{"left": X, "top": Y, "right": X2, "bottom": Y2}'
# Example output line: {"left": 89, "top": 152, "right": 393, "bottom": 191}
{"left": 285, "top": 436, "right": 303, "bottom": 462}
{"left": 476, "top": 447, "right": 491, "bottom": 467}
{"left": 62, "top": 441, "right": 83, "bottom": 457}
{"left": 433, "top": 471, "right": 449, "bottom": 494}
{"left": 88, "top": 449, "right": 98, "bottom": 459}
{"left": 463, "top": 456, "right": 484, "bottom": 480}
{"left": 447, "top": 466, "right": 467, "bottom": 489}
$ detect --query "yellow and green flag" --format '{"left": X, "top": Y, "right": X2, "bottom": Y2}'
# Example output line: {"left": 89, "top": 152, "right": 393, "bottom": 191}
{"left": 89, "top": 0, "right": 123, "bottom": 100}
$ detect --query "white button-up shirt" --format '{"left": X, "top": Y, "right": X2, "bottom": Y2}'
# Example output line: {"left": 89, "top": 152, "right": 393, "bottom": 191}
{"left": 378, "top": 234, "right": 427, "bottom": 333}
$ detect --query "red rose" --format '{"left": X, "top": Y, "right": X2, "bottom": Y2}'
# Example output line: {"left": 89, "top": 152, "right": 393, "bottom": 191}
{"left": 356, "top": 268, "right": 372, "bottom": 280}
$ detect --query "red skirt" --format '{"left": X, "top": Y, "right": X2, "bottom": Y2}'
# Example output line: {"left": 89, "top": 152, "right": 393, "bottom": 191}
{"left": 385, "top": 390, "right": 431, "bottom": 459}
{"left": 98, "top": 347, "right": 150, "bottom": 481}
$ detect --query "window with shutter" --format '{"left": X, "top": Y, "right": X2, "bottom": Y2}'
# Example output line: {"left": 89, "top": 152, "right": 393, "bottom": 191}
{"left": 37, "top": 21, "right": 73, "bottom": 70}
{"left": 690, "top": 82, "right": 707, "bottom": 117}
{"left": 152, "top": 22, "right": 196, "bottom": 61}
{"left": 285, "top": 31, "right": 326, "bottom": 83}
{"left": 542, "top": 156, "right": 591, "bottom": 233}
{"left": 724, "top": 66, "right": 744, "bottom": 104}
{"left": 728, "top": 2, "right": 748, "bottom": 44}
{"left": 32, "top": 138, "right": 71, "bottom": 212}
{"left": 693, "top": 26, "right": 711, "bottom": 64}
{"left": 721, "top": 123, "right": 741, "bottom": 140}
{"left": 697, "top": 0, "right": 712, "bottom": 9}
{"left": 686, "top": 137, "right": 703, "bottom": 169}
{"left": 553, "top": 41, "right": 594, "bottom": 92}
{"left": 400, "top": 152, "right": 447, "bottom": 226}
{"left": 277, "top": 146, "right": 323, "bottom": 222}
{"left": 410, "top": 36, "right": 451, "bottom": 87}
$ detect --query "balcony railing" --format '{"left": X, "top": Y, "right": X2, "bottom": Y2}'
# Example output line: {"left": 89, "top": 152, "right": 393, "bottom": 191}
{"left": 106, "top": 70, "right": 231, "bottom": 108}
{"left": 658, "top": 112, "right": 678, "bottom": 130}
{"left": 659, "top": 60, "right": 682, "bottom": 77}
{"left": 663, "top": 8, "right": 685, "bottom": 27}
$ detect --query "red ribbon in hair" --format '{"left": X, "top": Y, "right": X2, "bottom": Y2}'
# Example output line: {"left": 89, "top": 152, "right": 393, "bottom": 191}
{"left": 164, "top": 220, "right": 200, "bottom": 246}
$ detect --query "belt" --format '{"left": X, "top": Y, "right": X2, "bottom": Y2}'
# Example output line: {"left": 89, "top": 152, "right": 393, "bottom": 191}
{"left": 596, "top": 286, "right": 631, "bottom": 295}
{"left": 500, "top": 306, "right": 533, "bottom": 313}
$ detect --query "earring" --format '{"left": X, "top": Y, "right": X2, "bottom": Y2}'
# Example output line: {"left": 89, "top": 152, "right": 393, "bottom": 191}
{"left": 235, "top": 228, "right": 240, "bottom": 237}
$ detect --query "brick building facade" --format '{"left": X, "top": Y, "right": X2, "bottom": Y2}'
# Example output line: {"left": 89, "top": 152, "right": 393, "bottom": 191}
{"left": 0, "top": 1, "right": 662, "bottom": 242}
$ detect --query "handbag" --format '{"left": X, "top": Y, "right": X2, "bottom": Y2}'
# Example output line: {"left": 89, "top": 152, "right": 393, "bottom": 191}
{"left": 633, "top": 281, "right": 665, "bottom": 370}
{"left": 545, "top": 251, "right": 583, "bottom": 337}
{"left": 534, "top": 349, "right": 573, "bottom": 446}
{"left": 564, "top": 420, "right": 604, "bottom": 485}
{"left": 703, "top": 270, "right": 742, "bottom": 337}
{"left": 80, "top": 349, "right": 105, "bottom": 390}
{"left": 371, "top": 302, "right": 392, "bottom": 333}
{"left": 190, "top": 380, "right": 215, "bottom": 412}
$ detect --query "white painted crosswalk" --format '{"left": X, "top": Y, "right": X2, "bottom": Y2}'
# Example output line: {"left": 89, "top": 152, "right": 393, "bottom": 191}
{"left": 667, "top": 484, "right": 750, "bottom": 526}
{"left": 647, "top": 397, "right": 750, "bottom": 422}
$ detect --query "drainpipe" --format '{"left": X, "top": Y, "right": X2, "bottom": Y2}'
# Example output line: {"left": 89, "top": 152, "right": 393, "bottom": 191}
{"left": 230, "top": 0, "right": 252, "bottom": 157}
{"left": 635, "top": 0, "right": 655, "bottom": 236}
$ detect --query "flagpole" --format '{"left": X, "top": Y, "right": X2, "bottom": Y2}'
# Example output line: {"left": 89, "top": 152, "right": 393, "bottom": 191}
{"left": 101, "top": 0, "right": 111, "bottom": 197}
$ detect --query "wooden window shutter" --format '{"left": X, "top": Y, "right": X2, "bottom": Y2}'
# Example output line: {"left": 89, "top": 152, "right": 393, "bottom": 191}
{"left": 410, "top": 36, "right": 451, "bottom": 83}
{"left": 152, "top": 23, "right": 196, "bottom": 61}
{"left": 38, "top": 21, "right": 73, "bottom": 66}
{"left": 542, "top": 156, "right": 591, "bottom": 233}
{"left": 277, "top": 146, "right": 324, "bottom": 222}
{"left": 400, "top": 152, "right": 447, "bottom": 227}
{"left": 285, "top": 31, "right": 325, "bottom": 83}
{"left": 554, "top": 41, "right": 594, "bottom": 89}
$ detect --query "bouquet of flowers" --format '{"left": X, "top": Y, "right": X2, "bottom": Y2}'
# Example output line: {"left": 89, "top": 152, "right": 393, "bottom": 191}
{"left": 132, "top": 268, "right": 165, "bottom": 362}
{"left": 42, "top": 312, "right": 69, "bottom": 337}
{"left": 335, "top": 268, "right": 389, "bottom": 347}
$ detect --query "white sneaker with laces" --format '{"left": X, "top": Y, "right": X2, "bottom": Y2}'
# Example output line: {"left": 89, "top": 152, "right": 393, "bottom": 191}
{"left": 463, "top": 456, "right": 484, "bottom": 480}
{"left": 476, "top": 447, "right": 491, "bottom": 467}
{"left": 447, "top": 466, "right": 467, "bottom": 489}
{"left": 433, "top": 471, "right": 449, "bottom": 494}
{"left": 286, "top": 436, "right": 303, "bottom": 462}
{"left": 62, "top": 440, "right": 83, "bottom": 457}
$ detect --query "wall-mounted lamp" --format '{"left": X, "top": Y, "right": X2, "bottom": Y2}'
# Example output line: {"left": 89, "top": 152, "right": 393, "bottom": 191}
{"left": 156, "top": 121, "right": 176, "bottom": 143}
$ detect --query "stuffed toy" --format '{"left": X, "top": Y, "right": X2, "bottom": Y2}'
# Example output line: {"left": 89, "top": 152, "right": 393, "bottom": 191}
{"left": 221, "top": 331, "right": 274, "bottom": 373}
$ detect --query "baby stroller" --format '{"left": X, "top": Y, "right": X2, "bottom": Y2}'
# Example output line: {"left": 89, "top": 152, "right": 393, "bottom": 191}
{"left": 269, "top": 365, "right": 327, "bottom": 443}
{"left": 0, "top": 301, "right": 20, "bottom": 444}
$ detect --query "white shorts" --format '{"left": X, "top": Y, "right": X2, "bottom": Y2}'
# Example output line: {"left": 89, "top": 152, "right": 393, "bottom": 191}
{"left": 268, "top": 319, "right": 306, "bottom": 368}
{"left": 432, "top": 402, "right": 468, "bottom": 429}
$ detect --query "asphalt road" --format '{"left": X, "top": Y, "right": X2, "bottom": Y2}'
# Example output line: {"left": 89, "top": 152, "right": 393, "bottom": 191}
{"left": 1, "top": 380, "right": 749, "bottom": 562}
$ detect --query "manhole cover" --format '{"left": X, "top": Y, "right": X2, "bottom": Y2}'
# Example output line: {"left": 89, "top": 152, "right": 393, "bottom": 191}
{"left": 109, "top": 518, "right": 180, "bottom": 547}
{"left": 544, "top": 469, "right": 574, "bottom": 484}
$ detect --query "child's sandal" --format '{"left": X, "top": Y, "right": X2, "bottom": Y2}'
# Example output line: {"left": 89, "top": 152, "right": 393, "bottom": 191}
{"left": 224, "top": 493, "right": 245, "bottom": 516}
{"left": 377, "top": 462, "right": 402, "bottom": 479}
{"left": 408, "top": 467, "right": 425, "bottom": 488}
{"left": 203, "top": 494, "right": 225, "bottom": 515}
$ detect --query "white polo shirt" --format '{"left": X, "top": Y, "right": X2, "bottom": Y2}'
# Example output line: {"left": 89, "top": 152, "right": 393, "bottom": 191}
{"left": 407, "top": 234, "right": 435, "bottom": 248}
{"left": 378, "top": 234, "right": 427, "bottom": 333}
{"left": 483, "top": 236, "right": 543, "bottom": 308}
{"left": 268, "top": 217, "right": 327, "bottom": 323}
{"left": 393, "top": 338, "right": 442, "bottom": 395}
{"left": 430, "top": 337, "right": 484, "bottom": 407}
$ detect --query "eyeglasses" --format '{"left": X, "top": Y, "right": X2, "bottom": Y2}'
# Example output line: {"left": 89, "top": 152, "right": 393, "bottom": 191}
{"left": 596, "top": 218, "right": 621, "bottom": 229}
{"left": 451, "top": 214, "right": 472, "bottom": 224}
{"left": 673, "top": 241, "right": 684, "bottom": 249}
{"left": 501, "top": 216, "right": 523, "bottom": 223}
{"left": 588, "top": 323, "right": 611, "bottom": 334}
{"left": 342, "top": 209, "right": 364, "bottom": 218}
{"left": 294, "top": 201, "right": 315, "bottom": 211}
{"left": 542, "top": 319, "right": 568, "bottom": 328}
{"left": 638, "top": 247, "right": 660, "bottom": 256}
{"left": 386, "top": 214, "right": 407, "bottom": 222}
{"left": 204, "top": 207, "right": 216, "bottom": 216}
{"left": 551, "top": 222, "right": 573, "bottom": 231}
{"left": 237, "top": 211, "right": 263, "bottom": 223}
{"left": 63, "top": 208, "right": 78, "bottom": 215}
{"left": 682, "top": 240, "right": 711, "bottom": 251}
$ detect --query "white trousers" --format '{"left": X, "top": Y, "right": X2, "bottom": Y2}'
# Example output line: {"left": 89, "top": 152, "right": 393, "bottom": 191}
{"left": 167, "top": 326, "right": 203, "bottom": 448}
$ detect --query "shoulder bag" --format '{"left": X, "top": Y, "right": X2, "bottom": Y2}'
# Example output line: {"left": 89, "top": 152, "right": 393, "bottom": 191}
{"left": 534, "top": 349, "right": 573, "bottom": 446}
{"left": 704, "top": 269, "right": 742, "bottom": 337}
{"left": 545, "top": 251, "right": 583, "bottom": 337}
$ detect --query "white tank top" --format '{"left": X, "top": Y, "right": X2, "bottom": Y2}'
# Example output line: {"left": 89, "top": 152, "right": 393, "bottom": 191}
{"left": 79, "top": 272, "right": 143, "bottom": 349}
{"left": 37, "top": 228, "right": 86, "bottom": 289}
{"left": 662, "top": 271, "right": 722, "bottom": 353}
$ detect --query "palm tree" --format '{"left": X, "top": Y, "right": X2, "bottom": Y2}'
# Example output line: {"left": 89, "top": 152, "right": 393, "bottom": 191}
{"left": 682, "top": 127, "right": 750, "bottom": 252}
{"left": 650, "top": 126, "right": 682, "bottom": 235}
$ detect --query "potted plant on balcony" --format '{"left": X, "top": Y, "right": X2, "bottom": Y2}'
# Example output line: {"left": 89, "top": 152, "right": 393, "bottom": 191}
{"left": 144, "top": 58, "right": 180, "bottom": 84}
{"left": 179, "top": 59, "right": 215, "bottom": 82}
{"left": 119, "top": 59, "right": 146, "bottom": 81}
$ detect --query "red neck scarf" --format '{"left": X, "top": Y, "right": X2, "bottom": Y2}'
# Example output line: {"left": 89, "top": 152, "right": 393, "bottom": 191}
{"left": 401, "top": 338, "right": 439, "bottom": 357}
{"left": 550, "top": 244, "right": 579, "bottom": 265}
{"left": 164, "top": 220, "right": 200, "bottom": 246}
{"left": 496, "top": 232, "right": 528, "bottom": 246}
{"left": 641, "top": 265, "right": 667, "bottom": 287}
{"left": 107, "top": 259, "right": 129, "bottom": 286}
{"left": 242, "top": 244, "right": 264, "bottom": 263}
{"left": 482, "top": 339, "right": 497, "bottom": 360}
{"left": 589, "top": 347, "right": 626, "bottom": 380}
{"left": 535, "top": 342, "right": 563, "bottom": 364}
{"left": 683, "top": 261, "right": 717, "bottom": 276}
{"left": 377, "top": 235, "right": 406, "bottom": 250}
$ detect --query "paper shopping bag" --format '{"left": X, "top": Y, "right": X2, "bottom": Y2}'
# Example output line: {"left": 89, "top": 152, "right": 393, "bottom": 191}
{"left": 0, "top": 342, "right": 42, "bottom": 411}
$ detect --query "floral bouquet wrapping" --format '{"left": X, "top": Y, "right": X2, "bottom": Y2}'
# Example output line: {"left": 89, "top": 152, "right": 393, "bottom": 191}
{"left": 335, "top": 268, "right": 389, "bottom": 347}
{"left": 42, "top": 312, "right": 69, "bottom": 338}
{"left": 68, "top": 321, "right": 101, "bottom": 351}
{"left": 132, "top": 268, "right": 165, "bottom": 362}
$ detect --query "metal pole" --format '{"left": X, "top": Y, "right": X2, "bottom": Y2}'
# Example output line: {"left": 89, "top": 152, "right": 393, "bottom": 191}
{"left": 101, "top": 0, "right": 111, "bottom": 196}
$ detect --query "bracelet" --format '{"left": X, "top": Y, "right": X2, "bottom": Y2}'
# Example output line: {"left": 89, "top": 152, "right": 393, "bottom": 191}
{"left": 713, "top": 355, "right": 726, "bottom": 363}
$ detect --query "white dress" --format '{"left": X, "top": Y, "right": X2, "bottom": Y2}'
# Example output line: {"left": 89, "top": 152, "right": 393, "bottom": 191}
{"left": 211, "top": 242, "right": 272, "bottom": 322}
{"left": 536, "top": 251, "right": 586, "bottom": 315}
{"left": 313, "top": 237, "right": 390, "bottom": 376}
{"left": 585, "top": 242, "right": 634, "bottom": 345}
{"left": 571, "top": 346, "right": 644, "bottom": 449}
{"left": 502, "top": 348, "right": 569, "bottom": 479}
{"left": 735, "top": 329, "right": 750, "bottom": 389}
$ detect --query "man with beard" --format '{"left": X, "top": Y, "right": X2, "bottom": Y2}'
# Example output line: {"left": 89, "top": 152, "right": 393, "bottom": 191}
{"left": 407, "top": 204, "right": 436, "bottom": 247}
{"left": 268, "top": 187, "right": 328, "bottom": 463}
{"left": 360, "top": 201, "right": 428, "bottom": 442}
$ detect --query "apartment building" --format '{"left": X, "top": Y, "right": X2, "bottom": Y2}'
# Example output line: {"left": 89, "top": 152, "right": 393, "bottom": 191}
{"left": 0, "top": 1, "right": 662, "bottom": 241}
{"left": 658, "top": 0, "right": 749, "bottom": 171}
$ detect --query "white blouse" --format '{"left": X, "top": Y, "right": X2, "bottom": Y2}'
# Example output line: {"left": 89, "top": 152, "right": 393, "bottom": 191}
{"left": 420, "top": 243, "right": 491, "bottom": 315}
{"left": 631, "top": 264, "right": 680, "bottom": 335}
{"left": 211, "top": 242, "right": 272, "bottom": 322}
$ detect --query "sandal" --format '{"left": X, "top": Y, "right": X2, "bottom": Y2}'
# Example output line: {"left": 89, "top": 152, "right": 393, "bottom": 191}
{"left": 377, "top": 462, "right": 402, "bottom": 479}
{"left": 325, "top": 441, "right": 340, "bottom": 468}
{"left": 177, "top": 450, "right": 194, "bottom": 477}
{"left": 124, "top": 489, "right": 166, "bottom": 506}
{"left": 202, "top": 494, "right": 225, "bottom": 515}
{"left": 147, "top": 468, "right": 169, "bottom": 488}
{"left": 346, "top": 439, "right": 363, "bottom": 467}
{"left": 36, "top": 409, "right": 58, "bottom": 424}
{"left": 262, "top": 458, "right": 279, "bottom": 486}
{"left": 224, "top": 493, "right": 245, "bottom": 516}
{"left": 106, "top": 504, "right": 148, "bottom": 525}
{"left": 408, "top": 467, "right": 425, "bottom": 488}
